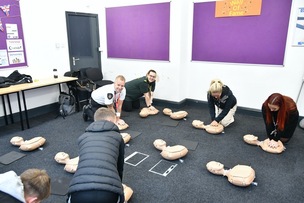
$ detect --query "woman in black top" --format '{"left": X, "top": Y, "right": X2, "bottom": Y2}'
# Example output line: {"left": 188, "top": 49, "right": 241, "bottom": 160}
{"left": 262, "top": 93, "right": 299, "bottom": 147}
{"left": 207, "top": 79, "right": 237, "bottom": 127}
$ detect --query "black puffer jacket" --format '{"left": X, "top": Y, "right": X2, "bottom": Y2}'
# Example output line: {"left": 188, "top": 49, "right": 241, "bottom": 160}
{"left": 68, "top": 120, "right": 125, "bottom": 198}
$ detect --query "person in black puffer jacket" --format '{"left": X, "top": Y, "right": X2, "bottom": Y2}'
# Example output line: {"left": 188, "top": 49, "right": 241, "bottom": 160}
{"left": 67, "top": 107, "right": 125, "bottom": 203}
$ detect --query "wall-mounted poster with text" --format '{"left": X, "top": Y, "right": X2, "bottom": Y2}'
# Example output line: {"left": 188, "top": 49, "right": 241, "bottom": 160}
{"left": 0, "top": 0, "right": 27, "bottom": 69}
{"left": 292, "top": 8, "right": 304, "bottom": 46}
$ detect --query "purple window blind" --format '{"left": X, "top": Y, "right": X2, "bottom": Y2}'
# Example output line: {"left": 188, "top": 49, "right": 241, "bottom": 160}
{"left": 106, "top": 2, "right": 170, "bottom": 61}
{"left": 0, "top": 0, "right": 27, "bottom": 69}
{"left": 192, "top": 0, "right": 292, "bottom": 65}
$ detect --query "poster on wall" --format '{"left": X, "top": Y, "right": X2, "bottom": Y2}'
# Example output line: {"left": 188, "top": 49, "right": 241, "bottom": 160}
{"left": 215, "top": 0, "right": 262, "bottom": 17}
{"left": 292, "top": 8, "right": 304, "bottom": 47}
{"left": 0, "top": 0, "right": 27, "bottom": 69}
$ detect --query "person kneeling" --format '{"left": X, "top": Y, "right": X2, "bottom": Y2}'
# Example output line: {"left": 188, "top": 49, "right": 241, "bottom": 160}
{"left": 67, "top": 107, "right": 125, "bottom": 203}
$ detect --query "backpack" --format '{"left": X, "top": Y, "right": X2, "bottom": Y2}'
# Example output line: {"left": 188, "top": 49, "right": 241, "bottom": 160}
{"left": 58, "top": 92, "right": 76, "bottom": 118}
{"left": 64, "top": 70, "right": 96, "bottom": 92}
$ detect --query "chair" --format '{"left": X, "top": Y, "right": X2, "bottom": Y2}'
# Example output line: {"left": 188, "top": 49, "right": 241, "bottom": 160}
{"left": 84, "top": 67, "right": 113, "bottom": 88}
{"left": 76, "top": 67, "right": 113, "bottom": 110}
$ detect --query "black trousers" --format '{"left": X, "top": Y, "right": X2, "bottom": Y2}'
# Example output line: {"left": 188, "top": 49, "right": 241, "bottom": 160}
{"left": 122, "top": 99, "right": 140, "bottom": 112}
{"left": 68, "top": 190, "right": 123, "bottom": 203}
{"left": 85, "top": 98, "right": 107, "bottom": 120}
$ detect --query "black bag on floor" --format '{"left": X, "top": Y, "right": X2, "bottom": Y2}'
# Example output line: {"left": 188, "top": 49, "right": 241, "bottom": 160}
{"left": 58, "top": 92, "right": 76, "bottom": 118}
{"left": 64, "top": 70, "right": 95, "bottom": 92}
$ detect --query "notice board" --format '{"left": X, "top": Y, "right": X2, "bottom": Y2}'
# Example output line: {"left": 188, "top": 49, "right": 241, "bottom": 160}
{"left": 0, "top": 0, "right": 27, "bottom": 69}
{"left": 192, "top": 0, "right": 292, "bottom": 65}
{"left": 106, "top": 2, "right": 170, "bottom": 61}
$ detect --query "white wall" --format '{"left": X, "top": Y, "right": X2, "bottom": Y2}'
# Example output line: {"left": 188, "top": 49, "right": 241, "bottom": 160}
{"left": 184, "top": 0, "right": 304, "bottom": 114}
{"left": 1, "top": 0, "right": 304, "bottom": 117}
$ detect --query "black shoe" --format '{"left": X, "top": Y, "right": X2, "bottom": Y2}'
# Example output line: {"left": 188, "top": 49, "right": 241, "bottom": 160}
{"left": 82, "top": 105, "right": 88, "bottom": 121}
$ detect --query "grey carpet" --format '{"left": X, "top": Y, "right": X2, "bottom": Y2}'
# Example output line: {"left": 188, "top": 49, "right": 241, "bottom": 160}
{"left": 0, "top": 105, "right": 303, "bottom": 203}
{"left": 51, "top": 177, "right": 72, "bottom": 196}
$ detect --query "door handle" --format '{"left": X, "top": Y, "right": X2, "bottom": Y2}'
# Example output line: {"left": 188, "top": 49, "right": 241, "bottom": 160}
{"left": 72, "top": 57, "right": 80, "bottom": 65}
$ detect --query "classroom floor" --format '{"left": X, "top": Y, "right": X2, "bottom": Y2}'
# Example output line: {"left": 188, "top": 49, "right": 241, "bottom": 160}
{"left": 0, "top": 104, "right": 303, "bottom": 203}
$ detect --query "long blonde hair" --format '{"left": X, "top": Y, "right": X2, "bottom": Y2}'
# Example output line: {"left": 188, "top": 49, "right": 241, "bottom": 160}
{"left": 208, "top": 79, "right": 224, "bottom": 93}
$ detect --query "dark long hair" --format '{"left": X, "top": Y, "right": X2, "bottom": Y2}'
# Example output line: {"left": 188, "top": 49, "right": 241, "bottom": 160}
{"left": 262, "top": 93, "right": 296, "bottom": 130}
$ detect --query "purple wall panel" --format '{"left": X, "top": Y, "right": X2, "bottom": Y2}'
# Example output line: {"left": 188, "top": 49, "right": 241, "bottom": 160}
{"left": 0, "top": 0, "right": 27, "bottom": 69}
{"left": 106, "top": 3, "right": 170, "bottom": 61}
{"left": 192, "top": 0, "right": 292, "bottom": 65}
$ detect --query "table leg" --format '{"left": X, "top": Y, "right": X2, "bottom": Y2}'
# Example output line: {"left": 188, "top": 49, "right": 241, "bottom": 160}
{"left": 1, "top": 95, "right": 8, "bottom": 125}
{"left": 58, "top": 83, "right": 62, "bottom": 92}
{"left": 21, "top": 91, "right": 30, "bottom": 129}
{"left": 16, "top": 92, "right": 24, "bottom": 131}
{"left": 6, "top": 94, "right": 14, "bottom": 124}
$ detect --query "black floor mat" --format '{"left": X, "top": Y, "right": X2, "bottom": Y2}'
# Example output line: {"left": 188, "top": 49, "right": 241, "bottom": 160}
{"left": 0, "top": 151, "right": 26, "bottom": 165}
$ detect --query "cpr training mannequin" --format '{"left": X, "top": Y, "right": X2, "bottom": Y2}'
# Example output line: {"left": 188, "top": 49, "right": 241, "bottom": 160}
{"left": 10, "top": 136, "right": 46, "bottom": 151}
{"left": 54, "top": 152, "right": 133, "bottom": 201}
{"left": 206, "top": 161, "right": 257, "bottom": 187}
{"left": 243, "top": 134, "right": 285, "bottom": 154}
{"left": 54, "top": 133, "right": 131, "bottom": 173}
{"left": 139, "top": 106, "right": 159, "bottom": 118}
{"left": 163, "top": 108, "right": 188, "bottom": 120}
{"left": 153, "top": 139, "right": 188, "bottom": 160}
{"left": 54, "top": 152, "right": 79, "bottom": 173}
{"left": 116, "top": 118, "right": 129, "bottom": 130}
{"left": 122, "top": 184, "right": 133, "bottom": 202}
{"left": 192, "top": 120, "right": 224, "bottom": 134}
{"left": 120, "top": 132, "right": 131, "bottom": 143}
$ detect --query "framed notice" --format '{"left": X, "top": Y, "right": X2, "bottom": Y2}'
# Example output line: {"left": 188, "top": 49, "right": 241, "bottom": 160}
{"left": 215, "top": 0, "right": 262, "bottom": 17}
{"left": 292, "top": 8, "right": 304, "bottom": 47}
{"left": 0, "top": 0, "right": 27, "bottom": 69}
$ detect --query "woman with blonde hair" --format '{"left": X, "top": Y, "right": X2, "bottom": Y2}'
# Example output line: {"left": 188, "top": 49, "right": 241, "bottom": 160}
{"left": 207, "top": 79, "right": 237, "bottom": 127}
